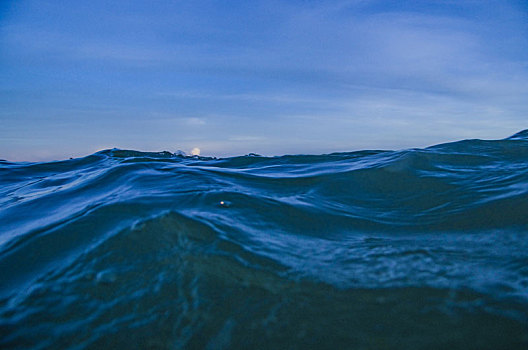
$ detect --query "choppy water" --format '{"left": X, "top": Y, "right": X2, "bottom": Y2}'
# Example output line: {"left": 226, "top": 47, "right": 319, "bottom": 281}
{"left": 1, "top": 131, "right": 528, "bottom": 349}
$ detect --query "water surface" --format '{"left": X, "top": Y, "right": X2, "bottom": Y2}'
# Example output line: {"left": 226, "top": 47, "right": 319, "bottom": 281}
{"left": 1, "top": 131, "right": 528, "bottom": 349}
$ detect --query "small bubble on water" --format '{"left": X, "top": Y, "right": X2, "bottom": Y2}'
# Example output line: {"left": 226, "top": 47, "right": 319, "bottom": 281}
{"left": 218, "top": 200, "right": 231, "bottom": 208}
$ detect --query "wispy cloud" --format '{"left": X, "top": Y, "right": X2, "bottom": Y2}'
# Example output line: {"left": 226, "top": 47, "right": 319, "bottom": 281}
{"left": 185, "top": 117, "right": 206, "bottom": 126}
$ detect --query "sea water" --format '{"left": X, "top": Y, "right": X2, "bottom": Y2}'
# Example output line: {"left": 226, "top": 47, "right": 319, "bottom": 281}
{"left": 1, "top": 131, "right": 528, "bottom": 349}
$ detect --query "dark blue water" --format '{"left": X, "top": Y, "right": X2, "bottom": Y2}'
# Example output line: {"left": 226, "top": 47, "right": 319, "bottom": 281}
{"left": 1, "top": 131, "right": 528, "bottom": 349}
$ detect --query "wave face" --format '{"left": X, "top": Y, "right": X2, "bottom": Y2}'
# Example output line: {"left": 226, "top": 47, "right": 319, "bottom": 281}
{"left": 1, "top": 132, "right": 528, "bottom": 349}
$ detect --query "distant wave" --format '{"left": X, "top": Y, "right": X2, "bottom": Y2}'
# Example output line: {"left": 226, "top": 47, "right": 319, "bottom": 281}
{"left": 1, "top": 131, "right": 528, "bottom": 349}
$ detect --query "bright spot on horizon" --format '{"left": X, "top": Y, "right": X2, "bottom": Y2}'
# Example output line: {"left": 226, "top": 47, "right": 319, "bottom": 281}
{"left": 190, "top": 148, "right": 201, "bottom": 156}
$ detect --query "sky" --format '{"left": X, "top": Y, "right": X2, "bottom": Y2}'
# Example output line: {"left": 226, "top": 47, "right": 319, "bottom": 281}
{"left": 1, "top": 0, "right": 527, "bottom": 161}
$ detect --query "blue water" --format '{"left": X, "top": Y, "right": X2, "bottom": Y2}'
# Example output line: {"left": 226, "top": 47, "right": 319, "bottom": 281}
{"left": 1, "top": 131, "right": 528, "bottom": 349}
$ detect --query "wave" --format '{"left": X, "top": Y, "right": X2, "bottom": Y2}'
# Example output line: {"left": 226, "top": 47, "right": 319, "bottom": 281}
{"left": 1, "top": 131, "right": 528, "bottom": 348}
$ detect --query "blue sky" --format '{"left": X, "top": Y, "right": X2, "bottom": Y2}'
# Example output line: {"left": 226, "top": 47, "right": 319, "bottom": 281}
{"left": 1, "top": 0, "right": 527, "bottom": 161}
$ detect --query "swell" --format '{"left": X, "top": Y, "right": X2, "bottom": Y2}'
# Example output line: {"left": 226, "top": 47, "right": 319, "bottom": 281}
{"left": 0, "top": 134, "right": 526, "bottom": 279}
{"left": 1, "top": 211, "right": 528, "bottom": 349}
{"left": 1, "top": 131, "right": 528, "bottom": 348}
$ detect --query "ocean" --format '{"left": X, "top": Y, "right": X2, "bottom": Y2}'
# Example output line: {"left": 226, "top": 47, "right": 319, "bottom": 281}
{"left": 1, "top": 130, "right": 528, "bottom": 349}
